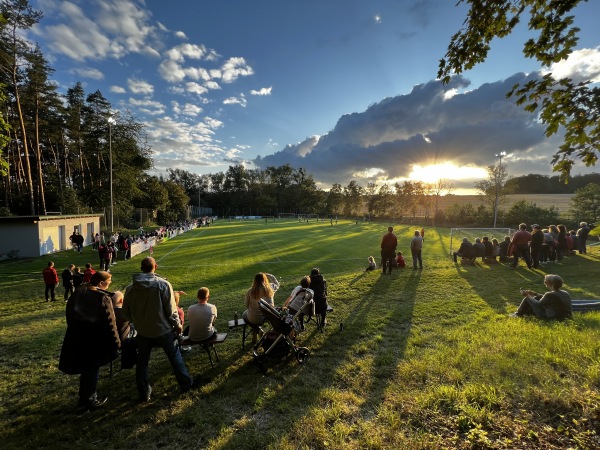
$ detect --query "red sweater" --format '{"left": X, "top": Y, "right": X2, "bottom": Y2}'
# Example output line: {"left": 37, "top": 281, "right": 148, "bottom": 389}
{"left": 43, "top": 267, "right": 59, "bottom": 285}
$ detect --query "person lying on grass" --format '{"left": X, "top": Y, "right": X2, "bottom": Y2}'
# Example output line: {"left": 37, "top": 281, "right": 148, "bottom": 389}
{"left": 511, "top": 274, "right": 572, "bottom": 320}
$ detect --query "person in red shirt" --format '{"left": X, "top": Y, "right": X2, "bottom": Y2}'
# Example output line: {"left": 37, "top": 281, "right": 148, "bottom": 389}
{"left": 43, "top": 261, "right": 59, "bottom": 302}
{"left": 83, "top": 263, "right": 96, "bottom": 283}
{"left": 380, "top": 226, "right": 398, "bottom": 275}
{"left": 510, "top": 223, "right": 532, "bottom": 269}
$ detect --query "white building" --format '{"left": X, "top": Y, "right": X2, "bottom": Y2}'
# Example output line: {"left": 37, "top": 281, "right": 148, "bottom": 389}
{"left": 0, "top": 214, "right": 102, "bottom": 258}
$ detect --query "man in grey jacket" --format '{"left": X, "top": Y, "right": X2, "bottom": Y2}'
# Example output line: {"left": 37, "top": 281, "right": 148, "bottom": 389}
{"left": 123, "top": 257, "right": 195, "bottom": 402}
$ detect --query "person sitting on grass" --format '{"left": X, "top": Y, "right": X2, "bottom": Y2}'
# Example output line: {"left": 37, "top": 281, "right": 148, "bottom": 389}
{"left": 184, "top": 287, "right": 217, "bottom": 342}
{"left": 396, "top": 251, "right": 406, "bottom": 268}
{"left": 365, "top": 256, "right": 376, "bottom": 271}
{"left": 511, "top": 274, "right": 572, "bottom": 320}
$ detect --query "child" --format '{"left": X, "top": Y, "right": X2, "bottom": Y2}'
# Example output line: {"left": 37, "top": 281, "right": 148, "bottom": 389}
{"left": 365, "top": 256, "right": 376, "bottom": 271}
{"left": 396, "top": 251, "right": 406, "bottom": 268}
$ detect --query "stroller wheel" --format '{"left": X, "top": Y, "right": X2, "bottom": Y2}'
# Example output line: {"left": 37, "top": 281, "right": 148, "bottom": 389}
{"left": 296, "top": 347, "right": 310, "bottom": 364}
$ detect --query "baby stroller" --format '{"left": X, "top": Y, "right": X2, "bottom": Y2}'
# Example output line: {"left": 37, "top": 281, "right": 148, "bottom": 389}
{"left": 252, "top": 299, "right": 310, "bottom": 367}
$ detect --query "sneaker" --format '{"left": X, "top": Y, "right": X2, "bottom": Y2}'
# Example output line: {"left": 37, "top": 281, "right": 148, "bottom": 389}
{"left": 138, "top": 386, "right": 152, "bottom": 403}
{"left": 181, "top": 346, "right": 192, "bottom": 353}
{"left": 77, "top": 395, "right": 108, "bottom": 414}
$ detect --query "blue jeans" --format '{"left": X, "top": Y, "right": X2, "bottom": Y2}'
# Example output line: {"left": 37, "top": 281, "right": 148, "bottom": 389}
{"left": 135, "top": 331, "right": 193, "bottom": 397}
{"left": 411, "top": 250, "right": 422, "bottom": 268}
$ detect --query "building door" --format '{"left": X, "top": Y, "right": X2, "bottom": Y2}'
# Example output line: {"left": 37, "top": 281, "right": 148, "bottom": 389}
{"left": 86, "top": 222, "right": 94, "bottom": 246}
{"left": 58, "top": 225, "right": 66, "bottom": 251}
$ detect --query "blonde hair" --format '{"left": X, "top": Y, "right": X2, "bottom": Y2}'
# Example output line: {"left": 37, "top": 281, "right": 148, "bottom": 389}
{"left": 247, "top": 273, "right": 274, "bottom": 302}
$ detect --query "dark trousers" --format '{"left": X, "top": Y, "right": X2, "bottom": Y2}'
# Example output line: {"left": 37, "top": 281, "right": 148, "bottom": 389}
{"left": 78, "top": 366, "right": 100, "bottom": 406}
{"left": 135, "top": 331, "right": 193, "bottom": 398}
{"left": 381, "top": 249, "right": 395, "bottom": 273}
{"left": 530, "top": 247, "right": 542, "bottom": 268}
{"left": 45, "top": 284, "right": 56, "bottom": 301}
{"left": 516, "top": 295, "right": 546, "bottom": 318}
{"left": 511, "top": 244, "right": 532, "bottom": 268}
{"left": 64, "top": 284, "right": 75, "bottom": 301}
{"left": 411, "top": 249, "right": 423, "bottom": 268}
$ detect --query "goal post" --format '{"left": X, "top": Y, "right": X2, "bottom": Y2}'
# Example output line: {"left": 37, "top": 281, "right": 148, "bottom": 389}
{"left": 449, "top": 228, "right": 515, "bottom": 256}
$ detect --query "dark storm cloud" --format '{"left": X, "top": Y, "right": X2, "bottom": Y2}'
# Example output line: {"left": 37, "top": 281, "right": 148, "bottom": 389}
{"left": 254, "top": 72, "right": 556, "bottom": 184}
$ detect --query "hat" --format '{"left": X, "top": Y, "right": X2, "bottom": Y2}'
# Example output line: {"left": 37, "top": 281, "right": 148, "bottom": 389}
{"left": 532, "top": 224, "right": 540, "bottom": 228}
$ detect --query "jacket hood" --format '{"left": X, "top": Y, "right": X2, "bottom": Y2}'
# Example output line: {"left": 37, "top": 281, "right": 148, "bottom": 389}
{"left": 131, "top": 272, "right": 159, "bottom": 288}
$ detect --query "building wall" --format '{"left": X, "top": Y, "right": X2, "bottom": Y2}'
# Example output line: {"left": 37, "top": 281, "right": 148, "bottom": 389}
{"left": 0, "top": 215, "right": 101, "bottom": 258}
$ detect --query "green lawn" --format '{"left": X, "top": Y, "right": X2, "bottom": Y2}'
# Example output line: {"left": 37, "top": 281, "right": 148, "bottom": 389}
{"left": 1, "top": 219, "right": 599, "bottom": 449}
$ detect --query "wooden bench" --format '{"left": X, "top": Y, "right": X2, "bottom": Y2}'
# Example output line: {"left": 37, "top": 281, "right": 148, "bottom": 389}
{"left": 228, "top": 318, "right": 264, "bottom": 350}
{"left": 180, "top": 332, "right": 228, "bottom": 367}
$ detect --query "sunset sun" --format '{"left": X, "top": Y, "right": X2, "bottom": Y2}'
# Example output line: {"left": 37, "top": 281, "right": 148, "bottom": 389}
{"left": 408, "top": 163, "right": 487, "bottom": 183}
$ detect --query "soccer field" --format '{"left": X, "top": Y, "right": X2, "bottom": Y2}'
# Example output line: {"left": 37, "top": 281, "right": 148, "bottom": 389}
{"left": 2, "top": 219, "right": 600, "bottom": 449}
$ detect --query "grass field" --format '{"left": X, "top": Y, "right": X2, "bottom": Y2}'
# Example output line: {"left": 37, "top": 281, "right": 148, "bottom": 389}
{"left": 1, "top": 219, "right": 600, "bottom": 449}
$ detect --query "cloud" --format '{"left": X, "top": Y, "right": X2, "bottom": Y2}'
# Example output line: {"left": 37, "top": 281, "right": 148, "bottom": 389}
{"left": 250, "top": 87, "right": 272, "bottom": 96}
{"left": 223, "top": 94, "right": 247, "bottom": 107}
{"left": 128, "top": 98, "right": 165, "bottom": 115}
{"left": 218, "top": 57, "right": 254, "bottom": 83}
{"left": 175, "top": 31, "right": 188, "bottom": 40}
{"left": 254, "top": 73, "right": 563, "bottom": 185}
{"left": 34, "top": 0, "right": 159, "bottom": 61}
{"left": 71, "top": 67, "right": 104, "bottom": 80}
{"left": 127, "top": 78, "right": 154, "bottom": 95}
{"left": 543, "top": 47, "right": 600, "bottom": 84}
{"left": 110, "top": 85, "right": 127, "bottom": 93}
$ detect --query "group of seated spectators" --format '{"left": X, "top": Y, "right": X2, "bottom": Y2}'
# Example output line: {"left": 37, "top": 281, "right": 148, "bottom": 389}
{"left": 453, "top": 222, "right": 593, "bottom": 268}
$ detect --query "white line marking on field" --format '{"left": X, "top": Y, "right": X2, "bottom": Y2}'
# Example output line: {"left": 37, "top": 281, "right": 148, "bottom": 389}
{"left": 259, "top": 235, "right": 281, "bottom": 262}
{"left": 156, "top": 229, "right": 206, "bottom": 262}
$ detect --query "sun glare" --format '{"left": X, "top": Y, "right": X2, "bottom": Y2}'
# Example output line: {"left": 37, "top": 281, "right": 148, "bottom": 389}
{"left": 408, "top": 163, "right": 487, "bottom": 183}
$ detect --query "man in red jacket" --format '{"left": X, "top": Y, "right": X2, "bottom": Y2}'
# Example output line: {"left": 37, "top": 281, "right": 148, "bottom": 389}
{"left": 43, "top": 261, "right": 59, "bottom": 302}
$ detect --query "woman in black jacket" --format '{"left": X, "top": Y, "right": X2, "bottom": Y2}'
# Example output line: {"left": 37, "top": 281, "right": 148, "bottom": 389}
{"left": 59, "top": 271, "right": 121, "bottom": 413}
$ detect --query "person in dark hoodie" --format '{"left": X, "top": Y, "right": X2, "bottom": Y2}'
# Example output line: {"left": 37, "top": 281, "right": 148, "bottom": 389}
{"left": 309, "top": 267, "right": 329, "bottom": 327}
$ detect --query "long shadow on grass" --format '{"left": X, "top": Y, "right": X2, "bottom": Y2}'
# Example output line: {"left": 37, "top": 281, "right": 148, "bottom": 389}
{"left": 42, "top": 270, "right": 424, "bottom": 449}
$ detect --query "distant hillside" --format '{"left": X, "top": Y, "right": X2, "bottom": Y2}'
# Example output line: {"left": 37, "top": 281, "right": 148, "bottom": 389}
{"left": 438, "top": 194, "right": 573, "bottom": 216}
{"left": 505, "top": 173, "right": 600, "bottom": 193}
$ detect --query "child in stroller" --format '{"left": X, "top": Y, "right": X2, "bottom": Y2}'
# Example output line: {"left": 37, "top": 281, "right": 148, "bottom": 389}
{"left": 252, "top": 299, "right": 310, "bottom": 367}
{"left": 283, "top": 276, "right": 314, "bottom": 330}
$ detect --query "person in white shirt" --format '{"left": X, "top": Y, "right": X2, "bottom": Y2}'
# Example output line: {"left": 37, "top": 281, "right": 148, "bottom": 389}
{"left": 186, "top": 287, "right": 217, "bottom": 342}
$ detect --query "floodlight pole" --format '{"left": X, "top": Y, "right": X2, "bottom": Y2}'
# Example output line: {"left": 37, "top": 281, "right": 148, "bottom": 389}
{"left": 108, "top": 116, "right": 116, "bottom": 233}
{"left": 493, "top": 151, "right": 506, "bottom": 228}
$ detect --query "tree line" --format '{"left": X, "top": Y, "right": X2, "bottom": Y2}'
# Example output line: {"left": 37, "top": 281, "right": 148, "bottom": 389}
{"left": 1, "top": 1, "right": 598, "bottom": 230}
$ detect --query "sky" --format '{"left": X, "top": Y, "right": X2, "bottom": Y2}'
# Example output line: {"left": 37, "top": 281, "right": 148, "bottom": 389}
{"left": 28, "top": 0, "right": 600, "bottom": 193}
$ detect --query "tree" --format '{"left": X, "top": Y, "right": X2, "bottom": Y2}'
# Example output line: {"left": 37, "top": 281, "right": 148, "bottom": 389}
{"left": 0, "top": 0, "right": 43, "bottom": 214}
{"left": 432, "top": 178, "right": 454, "bottom": 222}
{"left": 0, "top": 85, "right": 9, "bottom": 176}
{"left": 474, "top": 164, "right": 510, "bottom": 226}
{"left": 439, "top": 0, "right": 600, "bottom": 180}
{"left": 504, "top": 200, "right": 560, "bottom": 229}
{"left": 570, "top": 182, "right": 600, "bottom": 224}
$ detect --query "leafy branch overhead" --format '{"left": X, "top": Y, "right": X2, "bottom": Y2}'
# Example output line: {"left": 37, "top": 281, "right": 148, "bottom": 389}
{"left": 438, "top": 0, "right": 599, "bottom": 180}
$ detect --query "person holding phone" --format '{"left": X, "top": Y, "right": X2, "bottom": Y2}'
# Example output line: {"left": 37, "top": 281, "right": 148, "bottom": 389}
{"left": 511, "top": 274, "right": 572, "bottom": 320}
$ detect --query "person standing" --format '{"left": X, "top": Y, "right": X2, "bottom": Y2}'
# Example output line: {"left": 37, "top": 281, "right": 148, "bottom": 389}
{"left": 510, "top": 223, "right": 532, "bottom": 269}
{"left": 576, "top": 222, "right": 590, "bottom": 254}
{"left": 530, "top": 225, "right": 544, "bottom": 269}
{"left": 380, "top": 226, "right": 398, "bottom": 275}
{"left": 410, "top": 230, "right": 423, "bottom": 270}
{"left": 62, "top": 264, "right": 76, "bottom": 302}
{"left": 43, "top": 261, "right": 59, "bottom": 302}
{"left": 123, "top": 257, "right": 195, "bottom": 402}
{"left": 58, "top": 271, "right": 121, "bottom": 413}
